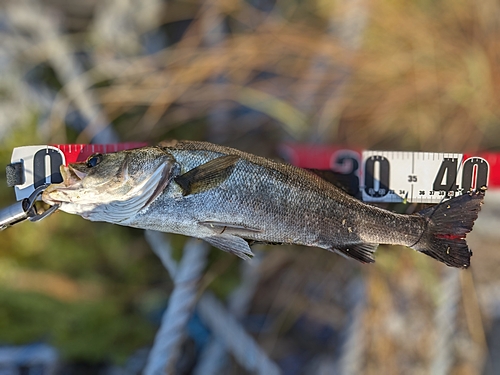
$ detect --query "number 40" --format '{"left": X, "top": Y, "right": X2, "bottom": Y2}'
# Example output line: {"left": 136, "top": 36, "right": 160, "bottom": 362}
{"left": 433, "top": 157, "right": 488, "bottom": 192}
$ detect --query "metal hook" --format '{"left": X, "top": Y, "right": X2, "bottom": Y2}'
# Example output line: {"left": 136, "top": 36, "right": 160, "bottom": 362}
{"left": 0, "top": 184, "right": 60, "bottom": 230}
{"left": 26, "top": 184, "right": 61, "bottom": 222}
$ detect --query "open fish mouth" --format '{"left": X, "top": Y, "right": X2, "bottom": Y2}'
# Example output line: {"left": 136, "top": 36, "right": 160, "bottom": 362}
{"left": 41, "top": 165, "right": 87, "bottom": 205}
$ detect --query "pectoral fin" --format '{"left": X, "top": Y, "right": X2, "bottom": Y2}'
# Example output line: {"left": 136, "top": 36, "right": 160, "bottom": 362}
{"left": 204, "top": 234, "right": 255, "bottom": 260}
{"left": 174, "top": 155, "right": 239, "bottom": 196}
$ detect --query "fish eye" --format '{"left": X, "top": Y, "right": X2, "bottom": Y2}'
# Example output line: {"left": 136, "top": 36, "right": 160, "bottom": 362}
{"left": 86, "top": 153, "right": 103, "bottom": 168}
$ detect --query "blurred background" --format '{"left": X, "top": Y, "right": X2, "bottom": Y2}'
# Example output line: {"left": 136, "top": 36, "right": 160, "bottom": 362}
{"left": 0, "top": 0, "right": 500, "bottom": 373}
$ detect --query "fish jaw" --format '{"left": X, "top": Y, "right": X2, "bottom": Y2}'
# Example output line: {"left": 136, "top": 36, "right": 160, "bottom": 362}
{"left": 42, "top": 165, "right": 86, "bottom": 205}
{"left": 42, "top": 165, "right": 103, "bottom": 217}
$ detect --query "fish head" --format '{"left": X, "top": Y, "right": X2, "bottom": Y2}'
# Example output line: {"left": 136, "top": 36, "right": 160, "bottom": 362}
{"left": 42, "top": 147, "right": 177, "bottom": 222}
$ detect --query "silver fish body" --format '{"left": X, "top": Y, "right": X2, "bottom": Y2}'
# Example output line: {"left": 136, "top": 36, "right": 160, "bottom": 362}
{"left": 42, "top": 140, "right": 484, "bottom": 267}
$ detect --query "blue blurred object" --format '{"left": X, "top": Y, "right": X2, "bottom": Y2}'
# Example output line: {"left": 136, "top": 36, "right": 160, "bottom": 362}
{"left": 0, "top": 343, "right": 59, "bottom": 375}
{"left": 187, "top": 312, "right": 211, "bottom": 350}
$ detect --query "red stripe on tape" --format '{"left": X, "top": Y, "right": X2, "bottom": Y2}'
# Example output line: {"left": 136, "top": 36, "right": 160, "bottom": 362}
{"left": 278, "top": 144, "right": 362, "bottom": 170}
{"left": 51, "top": 143, "right": 148, "bottom": 165}
{"left": 464, "top": 152, "right": 500, "bottom": 188}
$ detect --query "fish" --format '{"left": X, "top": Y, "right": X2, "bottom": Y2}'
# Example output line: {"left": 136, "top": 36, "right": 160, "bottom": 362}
{"left": 42, "top": 140, "right": 484, "bottom": 268}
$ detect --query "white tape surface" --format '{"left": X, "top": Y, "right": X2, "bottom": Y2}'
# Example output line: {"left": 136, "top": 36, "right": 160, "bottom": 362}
{"left": 361, "top": 151, "right": 488, "bottom": 203}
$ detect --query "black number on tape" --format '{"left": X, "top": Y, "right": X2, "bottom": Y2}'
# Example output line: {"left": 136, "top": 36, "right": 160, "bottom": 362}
{"left": 461, "top": 157, "right": 488, "bottom": 191}
{"left": 33, "top": 149, "right": 64, "bottom": 188}
{"left": 331, "top": 151, "right": 360, "bottom": 197}
{"left": 364, "top": 156, "right": 390, "bottom": 197}
{"left": 432, "top": 158, "right": 459, "bottom": 192}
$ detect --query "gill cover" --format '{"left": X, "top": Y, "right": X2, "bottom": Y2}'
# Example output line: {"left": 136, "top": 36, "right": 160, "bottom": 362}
{"left": 93, "top": 159, "right": 176, "bottom": 222}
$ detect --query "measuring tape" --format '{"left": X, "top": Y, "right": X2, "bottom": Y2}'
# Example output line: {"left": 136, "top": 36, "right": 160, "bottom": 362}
{"left": 279, "top": 144, "right": 498, "bottom": 204}
{"left": 6, "top": 143, "right": 499, "bottom": 204}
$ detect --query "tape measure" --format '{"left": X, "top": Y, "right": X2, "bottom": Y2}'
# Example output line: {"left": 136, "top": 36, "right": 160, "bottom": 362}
{"left": 279, "top": 144, "right": 498, "bottom": 204}
{"left": 7, "top": 143, "right": 499, "bottom": 204}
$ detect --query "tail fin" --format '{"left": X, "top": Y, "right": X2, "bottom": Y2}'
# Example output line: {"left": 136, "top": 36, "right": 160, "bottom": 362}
{"left": 412, "top": 190, "right": 485, "bottom": 268}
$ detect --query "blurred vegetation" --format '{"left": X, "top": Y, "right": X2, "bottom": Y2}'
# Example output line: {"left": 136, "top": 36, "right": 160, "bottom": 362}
{"left": 0, "top": 0, "right": 498, "bottom": 371}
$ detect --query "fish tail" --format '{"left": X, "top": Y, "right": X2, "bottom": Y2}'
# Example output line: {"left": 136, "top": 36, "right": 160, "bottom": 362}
{"left": 411, "top": 189, "right": 485, "bottom": 268}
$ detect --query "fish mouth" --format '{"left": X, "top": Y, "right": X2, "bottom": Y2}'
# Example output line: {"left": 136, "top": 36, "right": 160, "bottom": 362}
{"left": 41, "top": 164, "right": 87, "bottom": 205}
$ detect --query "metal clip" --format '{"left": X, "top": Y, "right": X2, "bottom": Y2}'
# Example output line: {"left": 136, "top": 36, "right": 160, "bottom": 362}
{"left": 0, "top": 185, "right": 60, "bottom": 231}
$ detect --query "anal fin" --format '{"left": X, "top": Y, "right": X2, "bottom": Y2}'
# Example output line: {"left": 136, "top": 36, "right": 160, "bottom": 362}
{"left": 334, "top": 243, "right": 378, "bottom": 264}
{"left": 204, "top": 234, "right": 255, "bottom": 260}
